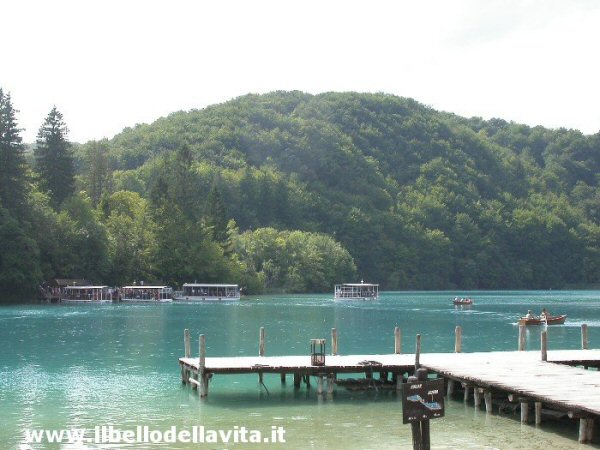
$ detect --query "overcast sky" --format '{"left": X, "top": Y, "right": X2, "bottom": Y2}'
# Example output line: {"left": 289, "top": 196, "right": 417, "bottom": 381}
{"left": 3, "top": 0, "right": 600, "bottom": 143}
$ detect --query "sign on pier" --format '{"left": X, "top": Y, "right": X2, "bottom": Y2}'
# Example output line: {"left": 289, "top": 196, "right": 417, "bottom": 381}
{"left": 401, "top": 378, "right": 445, "bottom": 424}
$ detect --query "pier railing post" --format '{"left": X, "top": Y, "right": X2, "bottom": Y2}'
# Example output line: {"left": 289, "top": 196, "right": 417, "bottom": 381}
{"left": 518, "top": 325, "right": 525, "bottom": 351}
{"left": 454, "top": 326, "right": 462, "bottom": 353}
{"left": 184, "top": 329, "right": 191, "bottom": 358}
{"left": 259, "top": 327, "right": 265, "bottom": 357}
{"left": 582, "top": 324, "right": 589, "bottom": 350}
{"left": 415, "top": 334, "right": 421, "bottom": 372}
{"left": 541, "top": 330, "right": 547, "bottom": 362}
{"left": 331, "top": 328, "right": 338, "bottom": 356}
{"left": 258, "top": 327, "right": 265, "bottom": 385}
{"left": 395, "top": 326, "right": 402, "bottom": 354}
{"left": 199, "top": 334, "right": 207, "bottom": 397}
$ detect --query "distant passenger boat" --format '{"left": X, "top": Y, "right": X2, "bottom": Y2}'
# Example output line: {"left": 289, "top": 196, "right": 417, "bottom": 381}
{"left": 334, "top": 281, "right": 379, "bottom": 301}
{"left": 173, "top": 283, "right": 240, "bottom": 302}
{"left": 120, "top": 285, "right": 173, "bottom": 303}
{"left": 60, "top": 285, "right": 114, "bottom": 304}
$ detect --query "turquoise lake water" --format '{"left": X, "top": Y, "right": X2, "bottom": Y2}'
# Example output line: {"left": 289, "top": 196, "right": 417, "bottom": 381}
{"left": 2, "top": 290, "right": 600, "bottom": 449}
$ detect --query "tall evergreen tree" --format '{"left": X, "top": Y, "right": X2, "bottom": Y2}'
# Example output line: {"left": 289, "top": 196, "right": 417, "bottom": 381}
{"left": 0, "top": 88, "right": 28, "bottom": 215}
{"left": 34, "top": 106, "right": 74, "bottom": 207}
{"left": 205, "top": 182, "right": 229, "bottom": 244}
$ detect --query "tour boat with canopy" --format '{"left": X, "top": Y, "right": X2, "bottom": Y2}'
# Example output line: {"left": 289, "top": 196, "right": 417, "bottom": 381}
{"left": 60, "top": 285, "right": 114, "bottom": 304}
{"left": 120, "top": 285, "right": 173, "bottom": 303}
{"left": 334, "top": 281, "right": 379, "bottom": 301}
{"left": 173, "top": 283, "right": 240, "bottom": 302}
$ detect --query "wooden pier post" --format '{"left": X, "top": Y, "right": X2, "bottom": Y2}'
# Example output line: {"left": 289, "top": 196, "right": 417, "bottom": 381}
{"left": 484, "top": 391, "right": 493, "bottom": 413}
{"left": 518, "top": 325, "right": 525, "bottom": 351}
{"left": 415, "top": 334, "right": 421, "bottom": 372}
{"left": 327, "top": 373, "right": 335, "bottom": 395}
{"left": 184, "top": 329, "right": 191, "bottom": 358}
{"left": 199, "top": 334, "right": 207, "bottom": 397}
{"left": 463, "top": 383, "right": 470, "bottom": 403}
{"left": 259, "top": 327, "right": 265, "bottom": 384}
{"left": 331, "top": 328, "right": 338, "bottom": 355}
{"left": 293, "top": 373, "right": 301, "bottom": 388}
{"left": 541, "top": 330, "right": 548, "bottom": 362}
{"left": 582, "top": 324, "right": 589, "bottom": 350}
{"left": 182, "top": 329, "right": 191, "bottom": 383}
{"left": 447, "top": 379, "right": 455, "bottom": 397}
{"left": 535, "top": 402, "right": 542, "bottom": 425}
{"left": 455, "top": 326, "right": 462, "bottom": 353}
{"left": 579, "top": 418, "right": 594, "bottom": 443}
{"left": 395, "top": 326, "right": 402, "bottom": 354}
{"left": 520, "top": 401, "right": 529, "bottom": 423}
{"left": 259, "top": 327, "right": 265, "bottom": 356}
{"left": 317, "top": 375, "right": 324, "bottom": 395}
{"left": 474, "top": 387, "right": 482, "bottom": 407}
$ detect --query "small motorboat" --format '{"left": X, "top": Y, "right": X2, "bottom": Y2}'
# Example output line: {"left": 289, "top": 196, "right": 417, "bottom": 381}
{"left": 518, "top": 314, "right": 567, "bottom": 326}
{"left": 453, "top": 297, "right": 473, "bottom": 306}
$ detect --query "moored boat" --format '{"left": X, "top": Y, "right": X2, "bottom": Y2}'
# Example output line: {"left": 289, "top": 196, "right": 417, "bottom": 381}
{"left": 453, "top": 297, "right": 473, "bottom": 306}
{"left": 173, "top": 283, "right": 240, "bottom": 302}
{"left": 120, "top": 285, "right": 173, "bottom": 303}
{"left": 60, "top": 285, "right": 114, "bottom": 304}
{"left": 518, "top": 314, "right": 567, "bottom": 326}
{"left": 334, "top": 281, "right": 379, "bottom": 301}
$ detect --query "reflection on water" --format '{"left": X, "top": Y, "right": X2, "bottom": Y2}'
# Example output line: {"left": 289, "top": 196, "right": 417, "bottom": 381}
{"left": 1, "top": 291, "right": 600, "bottom": 448}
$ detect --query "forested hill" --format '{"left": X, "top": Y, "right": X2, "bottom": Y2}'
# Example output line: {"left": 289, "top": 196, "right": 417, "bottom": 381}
{"left": 75, "top": 91, "right": 599, "bottom": 290}
{"left": 2, "top": 90, "right": 599, "bottom": 297}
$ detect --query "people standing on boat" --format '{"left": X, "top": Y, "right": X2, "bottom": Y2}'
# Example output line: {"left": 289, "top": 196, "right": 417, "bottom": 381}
{"left": 525, "top": 310, "right": 535, "bottom": 319}
{"left": 540, "top": 308, "right": 549, "bottom": 320}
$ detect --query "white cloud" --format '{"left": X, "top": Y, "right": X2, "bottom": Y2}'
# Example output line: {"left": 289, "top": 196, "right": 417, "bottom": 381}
{"left": 2, "top": 0, "right": 599, "bottom": 143}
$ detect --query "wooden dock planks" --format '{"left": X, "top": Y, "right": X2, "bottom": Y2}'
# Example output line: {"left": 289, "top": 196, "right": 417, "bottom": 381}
{"left": 180, "top": 349, "right": 600, "bottom": 416}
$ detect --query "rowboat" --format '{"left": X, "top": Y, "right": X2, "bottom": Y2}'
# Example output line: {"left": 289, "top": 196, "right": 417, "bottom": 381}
{"left": 453, "top": 297, "right": 473, "bottom": 306}
{"left": 518, "top": 314, "right": 567, "bottom": 326}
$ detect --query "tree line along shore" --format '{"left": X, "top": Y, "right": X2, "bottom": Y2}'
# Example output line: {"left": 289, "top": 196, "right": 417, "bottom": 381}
{"left": 1, "top": 89, "right": 599, "bottom": 300}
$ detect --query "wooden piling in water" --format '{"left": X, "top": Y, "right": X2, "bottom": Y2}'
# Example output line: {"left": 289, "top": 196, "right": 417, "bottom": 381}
{"left": 518, "top": 325, "right": 525, "bottom": 351}
{"left": 327, "top": 373, "right": 334, "bottom": 395}
{"left": 331, "top": 328, "right": 338, "bottom": 355}
{"left": 415, "top": 334, "right": 421, "bottom": 372}
{"left": 582, "top": 324, "right": 589, "bottom": 350}
{"left": 484, "top": 391, "right": 492, "bottom": 413}
{"left": 455, "top": 326, "right": 462, "bottom": 353}
{"left": 447, "top": 379, "right": 455, "bottom": 397}
{"left": 521, "top": 401, "right": 529, "bottom": 423}
{"left": 317, "top": 375, "right": 324, "bottom": 395}
{"left": 182, "top": 328, "right": 191, "bottom": 383}
{"left": 541, "top": 330, "right": 548, "bottom": 362}
{"left": 535, "top": 402, "right": 542, "bottom": 425}
{"left": 259, "top": 327, "right": 265, "bottom": 384}
{"left": 579, "top": 418, "right": 594, "bottom": 443}
{"left": 184, "top": 329, "right": 191, "bottom": 358}
{"left": 259, "top": 327, "right": 265, "bottom": 356}
{"left": 199, "top": 334, "right": 207, "bottom": 397}
{"left": 474, "top": 387, "right": 482, "bottom": 407}
{"left": 293, "top": 373, "right": 301, "bottom": 388}
{"left": 395, "top": 326, "right": 401, "bottom": 354}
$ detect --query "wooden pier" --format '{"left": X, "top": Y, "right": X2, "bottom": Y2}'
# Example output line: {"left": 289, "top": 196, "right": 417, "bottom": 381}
{"left": 179, "top": 325, "right": 600, "bottom": 444}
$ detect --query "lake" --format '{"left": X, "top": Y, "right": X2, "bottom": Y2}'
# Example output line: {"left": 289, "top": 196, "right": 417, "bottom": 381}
{"left": 1, "top": 290, "right": 599, "bottom": 449}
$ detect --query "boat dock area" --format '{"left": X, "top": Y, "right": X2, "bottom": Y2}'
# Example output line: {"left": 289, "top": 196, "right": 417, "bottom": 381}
{"left": 179, "top": 326, "right": 600, "bottom": 444}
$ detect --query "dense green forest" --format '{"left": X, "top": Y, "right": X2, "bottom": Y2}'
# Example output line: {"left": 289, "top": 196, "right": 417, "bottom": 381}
{"left": 1, "top": 89, "right": 599, "bottom": 299}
